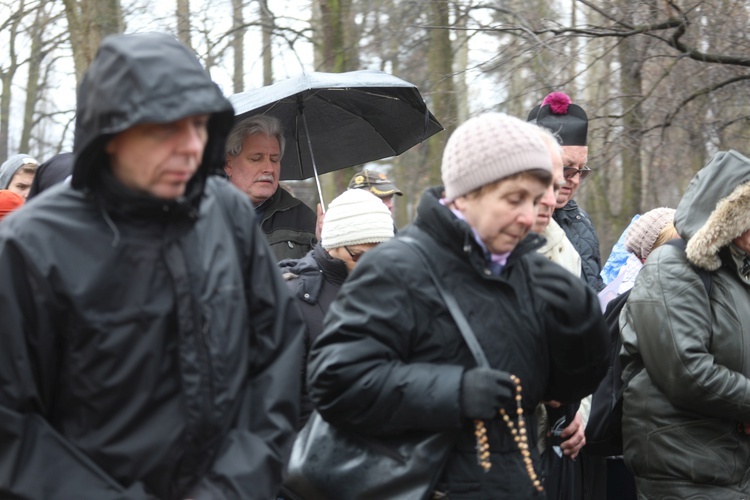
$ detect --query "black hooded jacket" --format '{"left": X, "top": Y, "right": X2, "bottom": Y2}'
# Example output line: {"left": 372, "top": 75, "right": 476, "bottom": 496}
{"left": 0, "top": 33, "right": 304, "bottom": 500}
{"left": 279, "top": 243, "right": 349, "bottom": 427}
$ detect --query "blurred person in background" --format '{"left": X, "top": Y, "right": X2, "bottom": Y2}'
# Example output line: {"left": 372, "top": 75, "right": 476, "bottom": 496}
{"left": 347, "top": 168, "right": 403, "bottom": 215}
{"left": 0, "top": 154, "right": 39, "bottom": 202}
{"left": 0, "top": 190, "right": 23, "bottom": 221}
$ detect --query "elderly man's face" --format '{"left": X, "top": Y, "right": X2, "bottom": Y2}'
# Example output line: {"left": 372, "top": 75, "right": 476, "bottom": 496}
{"left": 224, "top": 133, "right": 281, "bottom": 206}
{"left": 556, "top": 145, "right": 588, "bottom": 209}
{"left": 533, "top": 144, "right": 564, "bottom": 233}
{"left": 105, "top": 114, "right": 208, "bottom": 199}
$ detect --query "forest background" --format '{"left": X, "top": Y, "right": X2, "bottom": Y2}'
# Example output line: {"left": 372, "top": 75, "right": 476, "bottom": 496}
{"left": 2, "top": 0, "right": 749, "bottom": 260}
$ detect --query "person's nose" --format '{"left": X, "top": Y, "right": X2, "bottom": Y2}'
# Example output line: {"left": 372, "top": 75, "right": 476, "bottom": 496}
{"left": 260, "top": 157, "right": 275, "bottom": 173}
{"left": 382, "top": 197, "right": 394, "bottom": 213}
{"left": 518, "top": 201, "right": 537, "bottom": 229}
{"left": 178, "top": 122, "right": 206, "bottom": 156}
{"left": 539, "top": 185, "right": 555, "bottom": 209}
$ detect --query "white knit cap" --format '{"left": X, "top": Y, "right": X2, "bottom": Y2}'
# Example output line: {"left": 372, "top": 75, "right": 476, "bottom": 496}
{"left": 442, "top": 113, "right": 552, "bottom": 200}
{"left": 321, "top": 189, "right": 394, "bottom": 250}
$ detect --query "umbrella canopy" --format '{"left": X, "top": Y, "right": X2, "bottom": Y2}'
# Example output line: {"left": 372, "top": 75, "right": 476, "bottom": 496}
{"left": 228, "top": 70, "right": 443, "bottom": 182}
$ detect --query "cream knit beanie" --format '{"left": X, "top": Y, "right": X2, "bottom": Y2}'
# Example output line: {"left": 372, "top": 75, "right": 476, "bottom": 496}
{"left": 321, "top": 189, "right": 394, "bottom": 250}
{"left": 442, "top": 113, "right": 552, "bottom": 200}
{"left": 625, "top": 207, "right": 676, "bottom": 260}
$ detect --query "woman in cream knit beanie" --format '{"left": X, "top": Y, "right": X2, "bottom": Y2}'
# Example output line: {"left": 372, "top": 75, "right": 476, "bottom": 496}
{"left": 443, "top": 113, "right": 553, "bottom": 256}
{"left": 304, "top": 112, "right": 609, "bottom": 499}
{"left": 442, "top": 113, "right": 552, "bottom": 201}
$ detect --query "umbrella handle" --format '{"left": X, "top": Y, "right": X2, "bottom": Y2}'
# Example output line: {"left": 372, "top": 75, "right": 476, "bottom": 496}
{"left": 301, "top": 110, "right": 326, "bottom": 213}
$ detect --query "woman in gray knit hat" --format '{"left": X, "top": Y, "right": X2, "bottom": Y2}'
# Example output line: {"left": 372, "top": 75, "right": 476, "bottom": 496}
{"left": 620, "top": 150, "right": 750, "bottom": 499}
{"left": 300, "top": 113, "right": 610, "bottom": 499}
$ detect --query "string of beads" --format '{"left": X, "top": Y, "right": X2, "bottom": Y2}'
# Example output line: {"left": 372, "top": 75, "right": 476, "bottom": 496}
{"left": 473, "top": 374, "right": 544, "bottom": 493}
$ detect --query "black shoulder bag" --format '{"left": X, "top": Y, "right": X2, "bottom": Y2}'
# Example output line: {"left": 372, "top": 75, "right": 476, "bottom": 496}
{"left": 282, "top": 235, "right": 490, "bottom": 500}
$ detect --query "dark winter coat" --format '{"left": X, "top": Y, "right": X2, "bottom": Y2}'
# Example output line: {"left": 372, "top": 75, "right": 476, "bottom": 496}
{"left": 307, "top": 187, "right": 609, "bottom": 499}
{"left": 279, "top": 243, "right": 348, "bottom": 426}
{"left": 553, "top": 199, "right": 605, "bottom": 291}
{"left": 621, "top": 150, "right": 750, "bottom": 499}
{"left": 260, "top": 186, "right": 317, "bottom": 261}
{"left": 26, "top": 151, "right": 74, "bottom": 200}
{"left": 0, "top": 32, "right": 304, "bottom": 500}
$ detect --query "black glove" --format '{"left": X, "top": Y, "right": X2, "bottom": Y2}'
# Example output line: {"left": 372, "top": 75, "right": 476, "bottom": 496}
{"left": 533, "top": 262, "right": 590, "bottom": 322}
{"left": 460, "top": 367, "right": 515, "bottom": 420}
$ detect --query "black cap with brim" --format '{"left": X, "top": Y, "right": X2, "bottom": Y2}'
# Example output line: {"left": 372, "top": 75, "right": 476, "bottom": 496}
{"left": 348, "top": 169, "right": 403, "bottom": 197}
{"left": 527, "top": 103, "right": 588, "bottom": 146}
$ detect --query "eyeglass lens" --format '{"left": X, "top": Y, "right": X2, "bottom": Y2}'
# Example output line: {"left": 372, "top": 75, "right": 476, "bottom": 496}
{"left": 563, "top": 166, "right": 591, "bottom": 180}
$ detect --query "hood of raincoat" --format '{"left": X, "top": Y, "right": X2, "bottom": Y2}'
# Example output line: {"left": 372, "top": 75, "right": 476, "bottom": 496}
{"left": 71, "top": 32, "right": 234, "bottom": 193}
{"left": 675, "top": 150, "right": 750, "bottom": 270}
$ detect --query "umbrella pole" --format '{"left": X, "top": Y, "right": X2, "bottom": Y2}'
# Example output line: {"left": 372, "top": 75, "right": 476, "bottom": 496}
{"left": 301, "top": 111, "right": 326, "bottom": 213}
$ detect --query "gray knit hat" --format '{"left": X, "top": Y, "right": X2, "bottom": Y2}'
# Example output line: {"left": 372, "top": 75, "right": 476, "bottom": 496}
{"left": 321, "top": 189, "right": 394, "bottom": 250}
{"left": 442, "top": 113, "right": 552, "bottom": 200}
{"left": 625, "top": 207, "right": 676, "bottom": 260}
{"left": 0, "top": 154, "right": 39, "bottom": 189}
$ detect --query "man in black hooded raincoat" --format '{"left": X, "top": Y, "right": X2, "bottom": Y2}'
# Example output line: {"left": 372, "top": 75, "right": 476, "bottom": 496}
{"left": 0, "top": 32, "right": 304, "bottom": 499}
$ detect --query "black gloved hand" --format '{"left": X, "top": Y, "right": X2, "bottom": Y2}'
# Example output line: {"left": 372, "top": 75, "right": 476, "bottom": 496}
{"left": 532, "top": 262, "right": 590, "bottom": 322}
{"left": 460, "top": 367, "right": 515, "bottom": 420}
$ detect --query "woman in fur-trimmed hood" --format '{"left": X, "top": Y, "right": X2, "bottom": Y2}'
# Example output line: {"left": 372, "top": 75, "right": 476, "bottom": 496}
{"left": 619, "top": 149, "right": 750, "bottom": 499}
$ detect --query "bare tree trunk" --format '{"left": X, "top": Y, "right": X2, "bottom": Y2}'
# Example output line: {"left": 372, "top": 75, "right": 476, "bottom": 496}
{"left": 453, "top": 1, "right": 469, "bottom": 124}
{"left": 176, "top": 0, "right": 192, "bottom": 50}
{"left": 0, "top": 2, "right": 25, "bottom": 161}
{"left": 619, "top": 36, "right": 643, "bottom": 215}
{"left": 231, "top": 0, "right": 244, "bottom": 93}
{"left": 426, "top": 0, "right": 456, "bottom": 186}
{"left": 19, "top": 0, "right": 50, "bottom": 153}
{"left": 259, "top": 0, "right": 274, "bottom": 86}
{"left": 315, "top": 0, "right": 360, "bottom": 204}
{"left": 63, "top": 0, "right": 123, "bottom": 84}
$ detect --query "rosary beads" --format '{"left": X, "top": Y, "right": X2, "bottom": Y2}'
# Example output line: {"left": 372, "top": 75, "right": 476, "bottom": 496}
{"left": 473, "top": 374, "right": 544, "bottom": 493}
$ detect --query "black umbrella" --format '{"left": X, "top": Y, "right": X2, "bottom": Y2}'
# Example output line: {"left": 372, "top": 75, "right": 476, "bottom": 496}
{"left": 228, "top": 70, "right": 443, "bottom": 210}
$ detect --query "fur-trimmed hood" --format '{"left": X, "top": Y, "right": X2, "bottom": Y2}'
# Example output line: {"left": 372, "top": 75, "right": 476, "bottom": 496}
{"left": 675, "top": 150, "right": 750, "bottom": 270}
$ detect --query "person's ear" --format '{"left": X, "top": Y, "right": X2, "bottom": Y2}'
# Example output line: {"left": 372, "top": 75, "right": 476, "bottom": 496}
{"left": 224, "top": 158, "right": 233, "bottom": 178}
{"left": 453, "top": 196, "right": 467, "bottom": 211}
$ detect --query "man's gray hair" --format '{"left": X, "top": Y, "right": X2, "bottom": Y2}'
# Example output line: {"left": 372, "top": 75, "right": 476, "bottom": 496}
{"left": 226, "top": 115, "right": 286, "bottom": 159}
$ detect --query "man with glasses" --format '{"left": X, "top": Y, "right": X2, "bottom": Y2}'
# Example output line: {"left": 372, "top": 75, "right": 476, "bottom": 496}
{"left": 279, "top": 188, "right": 394, "bottom": 429}
{"left": 528, "top": 92, "right": 606, "bottom": 292}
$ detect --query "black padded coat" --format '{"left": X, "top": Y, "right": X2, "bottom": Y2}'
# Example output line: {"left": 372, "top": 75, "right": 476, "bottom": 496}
{"left": 308, "top": 187, "right": 609, "bottom": 499}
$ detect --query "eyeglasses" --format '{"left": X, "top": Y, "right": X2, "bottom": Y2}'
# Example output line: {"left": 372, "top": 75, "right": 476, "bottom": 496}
{"left": 563, "top": 165, "right": 592, "bottom": 181}
{"left": 344, "top": 246, "right": 366, "bottom": 263}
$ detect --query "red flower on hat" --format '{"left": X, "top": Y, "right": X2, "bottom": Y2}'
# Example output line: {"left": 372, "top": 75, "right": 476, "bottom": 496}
{"left": 542, "top": 92, "right": 571, "bottom": 115}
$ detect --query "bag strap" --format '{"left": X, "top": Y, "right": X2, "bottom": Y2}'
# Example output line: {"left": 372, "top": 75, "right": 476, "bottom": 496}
{"left": 399, "top": 235, "right": 490, "bottom": 369}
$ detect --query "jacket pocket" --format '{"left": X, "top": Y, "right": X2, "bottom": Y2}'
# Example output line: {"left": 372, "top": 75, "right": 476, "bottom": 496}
{"left": 645, "top": 418, "right": 748, "bottom": 485}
